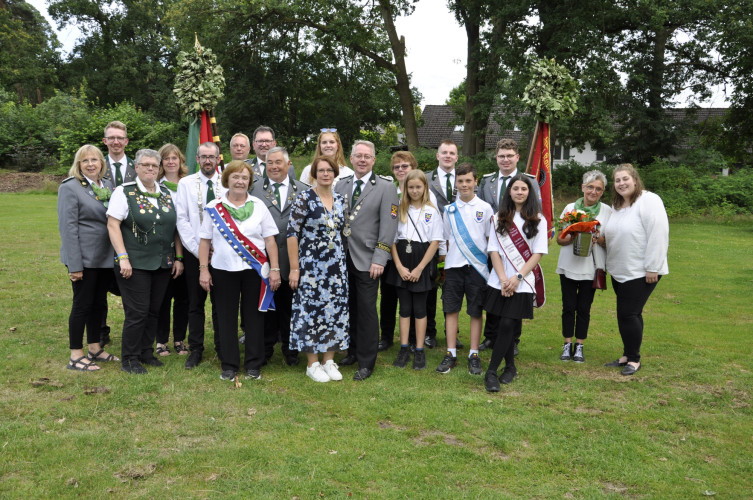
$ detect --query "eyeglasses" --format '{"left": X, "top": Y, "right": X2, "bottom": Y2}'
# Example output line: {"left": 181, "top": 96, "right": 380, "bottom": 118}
{"left": 105, "top": 136, "right": 127, "bottom": 142}
{"left": 584, "top": 185, "right": 604, "bottom": 193}
{"left": 254, "top": 139, "right": 274, "bottom": 145}
{"left": 198, "top": 155, "right": 218, "bottom": 161}
{"left": 320, "top": 128, "right": 337, "bottom": 132}
{"left": 392, "top": 163, "right": 411, "bottom": 170}
{"left": 352, "top": 154, "right": 374, "bottom": 161}
{"left": 139, "top": 163, "right": 160, "bottom": 170}
{"left": 80, "top": 159, "right": 99, "bottom": 165}
{"left": 496, "top": 154, "right": 517, "bottom": 160}
{"left": 318, "top": 169, "right": 335, "bottom": 174}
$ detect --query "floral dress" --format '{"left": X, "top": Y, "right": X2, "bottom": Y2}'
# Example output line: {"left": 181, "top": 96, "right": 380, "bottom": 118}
{"left": 287, "top": 189, "right": 349, "bottom": 353}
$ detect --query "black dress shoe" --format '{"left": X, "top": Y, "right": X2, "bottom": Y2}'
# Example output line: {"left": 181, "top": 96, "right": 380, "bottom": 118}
{"left": 605, "top": 359, "right": 628, "bottom": 367}
{"left": 499, "top": 366, "right": 517, "bottom": 385}
{"left": 141, "top": 357, "right": 164, "bottom": 367}
{"left": 353, "top": 367, "right": 373, "bottom": 381}
{"left": 377, "top": 339, "right": 394, "bottom": 352}
{"left": 478, "top": 338, "right": 494, "bottom": 351}
{"left": 423, "top": 337, "right": 437, "bottom": 349}
{"left": 185, "top": 351, "right": 202, "bottom": 369}
{"left": 339, "top": 354, "right": 357, "bottom": 366}
{"left": 484, "top": 371, "right": 500, "bottom": 392}
{"left": 121, "top": 359, "right": 147, "bottom": 375}
{"left": 621, "top": 363, "right": 641, "bottom": 376}
{"left": 285, "top": 354, "right": 300, "bottom": 366}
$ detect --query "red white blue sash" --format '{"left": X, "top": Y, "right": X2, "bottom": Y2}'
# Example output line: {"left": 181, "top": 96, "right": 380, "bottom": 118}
{"left": 495, "top": 221, "right": 546, "bottom": 307}
{"left": 206, "top": 204, "right": 276, "bottom": 311}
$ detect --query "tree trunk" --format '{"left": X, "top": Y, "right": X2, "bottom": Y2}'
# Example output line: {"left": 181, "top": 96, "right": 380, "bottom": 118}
{"left": 463, "top": 20, "right": 481, "bottom": 156}
{"left": 378, "top": 0, "right": 419, "bottom": 149}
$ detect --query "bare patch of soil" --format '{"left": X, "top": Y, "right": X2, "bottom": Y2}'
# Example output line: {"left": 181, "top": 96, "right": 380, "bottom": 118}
{"left": 0, "top": 172, "right": 65, "bottom": 193}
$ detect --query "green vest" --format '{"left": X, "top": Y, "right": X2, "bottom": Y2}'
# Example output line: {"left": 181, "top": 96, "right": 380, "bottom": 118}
{"left": 120, "top": 184, "right": 177, "bottom": 270}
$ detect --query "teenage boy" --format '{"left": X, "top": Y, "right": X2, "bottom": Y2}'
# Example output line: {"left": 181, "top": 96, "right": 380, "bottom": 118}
{"left": 437, "top": 163, "right": 494, "bottom": 375}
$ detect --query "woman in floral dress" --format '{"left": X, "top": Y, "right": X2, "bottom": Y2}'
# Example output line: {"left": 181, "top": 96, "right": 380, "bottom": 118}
{"left": 288, "top": 156, "right": 349, "bottom": 382}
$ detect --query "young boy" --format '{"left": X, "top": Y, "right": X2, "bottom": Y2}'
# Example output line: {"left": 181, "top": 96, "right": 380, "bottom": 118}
{"left": 437, "top": 163, "right": 495, "bottom": 375}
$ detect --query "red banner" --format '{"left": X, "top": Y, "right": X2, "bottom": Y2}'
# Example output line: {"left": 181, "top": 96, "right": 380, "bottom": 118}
{"left": 530, "top": 122, "right": 554, "bottom": 238}
{"left": 199, "top": 109, "right": 212, "bottom": 144}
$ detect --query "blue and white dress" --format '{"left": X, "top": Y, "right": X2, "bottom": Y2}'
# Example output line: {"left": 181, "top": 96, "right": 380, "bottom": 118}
{"left": 287, "top": 189, "right": 349, "bottom": 353}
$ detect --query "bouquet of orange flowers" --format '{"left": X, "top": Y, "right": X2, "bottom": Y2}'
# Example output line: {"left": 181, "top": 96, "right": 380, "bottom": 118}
{"left": 556, "top": 210, "right": 600, "bottom": 239}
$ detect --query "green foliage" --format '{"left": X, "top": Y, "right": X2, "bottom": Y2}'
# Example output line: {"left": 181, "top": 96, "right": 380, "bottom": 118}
{"left": 522, "top": 58, "right": 579, "bottom": 123}
{"left": 173, "top": 47, "right": 225, "bottom": 117}
{"left": 552, "top": 160, "right": 613, "bottom": 200}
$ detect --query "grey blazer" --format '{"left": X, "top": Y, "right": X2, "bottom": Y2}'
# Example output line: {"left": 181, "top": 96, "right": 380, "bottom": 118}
{"left": 248, "top": 157, "right": 296, "bottom": 182}
{"left": 103, "top": 156, "right": 136, "bottom": 185}
{"left": 335, "top": 172, "right": 399, "bottom": 272}
{"left": 478, "top": 170, "right": 542, "bottom": 213}
{"left": 58, "top": 177, "right": 115, "bottom": 271}
{"left": 249, "top": 175, "right": 309, "bottom": 280}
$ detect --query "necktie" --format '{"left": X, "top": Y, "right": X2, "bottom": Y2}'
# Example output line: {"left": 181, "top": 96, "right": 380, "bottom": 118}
{"left": 114, "top": 162, "right": 123, "bottom": 186}
{"left": 445, "top": 174, "right": 452, "bottom": 202}
{"left": 273, "top": 182, "right": 282, "bottom": 206}
{"left": 261, "top": 162, "right": 267, "bottom": 179}
{"left": 352, "top": 180, "right": 363, "bottom": 208}
{"left": 499, "top": 176, "right": 510, "bottom": 206}
{"left": 206, "top": 179, "right": 215, "bottom": 205}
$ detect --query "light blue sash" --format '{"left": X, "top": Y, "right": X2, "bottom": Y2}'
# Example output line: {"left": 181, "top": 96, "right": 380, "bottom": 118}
{"left": 447, "top": 203, "right": 489, "bottom": 280}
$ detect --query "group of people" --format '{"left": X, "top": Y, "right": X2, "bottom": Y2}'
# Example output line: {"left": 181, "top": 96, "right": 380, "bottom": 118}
{"left": 58, "top": 121, "right": 669, "bottom": 391}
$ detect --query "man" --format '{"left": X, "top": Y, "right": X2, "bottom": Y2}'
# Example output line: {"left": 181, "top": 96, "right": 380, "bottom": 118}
{"left": 174, "top": 142, "right": 227, "bottom": 369}
{"left": 102, "top": 121, "right": 136, "bottom": 187}
{"left": 426, "top": 139, "right": 462, "bottom": 350}
{"left": 335, "top": 140, "right": 399, "bottom": 380}
{"left": 99, "top": 120, "right": 136, "bottom": 347}
{"left": 248, "top": 126, "right": 295, "bottom": 180}
{"left": 478, "top": 138, "right": 542, "bottom": 352}
{"left": 250, "top": 146, "right": 308, "bottom": 367}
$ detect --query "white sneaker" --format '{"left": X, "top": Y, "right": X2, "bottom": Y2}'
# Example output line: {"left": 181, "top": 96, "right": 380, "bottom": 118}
{"left": 321, "top": 360, "right": 343, "bottom": 381}
{"left": 306, "top": 362, "right": 330, "bottom": 383}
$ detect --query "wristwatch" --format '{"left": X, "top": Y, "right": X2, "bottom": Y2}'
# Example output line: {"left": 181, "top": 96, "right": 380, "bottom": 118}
{"left": 515, "top": 273, "right": 523, "bottom": 281}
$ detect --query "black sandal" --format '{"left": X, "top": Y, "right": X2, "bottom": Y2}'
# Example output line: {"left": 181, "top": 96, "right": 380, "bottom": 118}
{"left": 156, "top": 343, "right": 171, "bottom": 356}
{"left": 174, "top": 341, "right": 189, "bottom": 355}
{"left": 87, "top": 349, "right": 119, "bottom": 362}
{"left": 67, "top": 355, "right": 99, "bottom": 371}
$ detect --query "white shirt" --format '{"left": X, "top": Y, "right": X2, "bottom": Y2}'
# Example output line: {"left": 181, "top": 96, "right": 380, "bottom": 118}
{"left": 199, "top": 194, "right": 279, "bottom": 272}
{"left": 107, "top": 177, "right": 161, "bottom": 221}
{"left": 174, "top": 171, "right": 226, "bottom": 257}
{"left": 395, "top": 204, "right": 444, "bottom": 244}
{"left": 438, "top": 168, "right": 455, "bottom": 198}
{"left": 269, "top": 176, "right": 289, "bottom": 204}
{"left": 299, "top": 164, "right": 353, "bottom": 187}
{"left": 83, "top": 175, "right": 104, "bottom": 189}
{"left": 442, "top": 195, "right": 494, "bottom": 270}
{"left": 555, "top": 202, "right": 612, "bottom": 281}
{"left": 159, "top": 176, "right": 180, "bottom": 197}
{"left": 495, "top": 168, "right": 518, "bottom": 203}
{"left": 398, "top": 188, "right": 446, "bottom": 256}
{"left": 352, "top": 171, "right": 372, "bottom": 195}
{"left": 487, "top": 212, "right": 548, "bottom": 293}
{"left": 603, "top": 191, "right": 669, "bottom": 282}
{"left": 108, "top": 155, "right": 129, "bottom": 181}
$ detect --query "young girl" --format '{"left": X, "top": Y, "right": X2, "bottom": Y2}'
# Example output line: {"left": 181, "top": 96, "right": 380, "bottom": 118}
{"left": 299, "top": 130, "right": 353, "bottom": 187}
{"left": 387, "top": 170, "right": 443, "bottom": 370}
{"left": 483, "top": 174, "right": 548, "bottom": 392}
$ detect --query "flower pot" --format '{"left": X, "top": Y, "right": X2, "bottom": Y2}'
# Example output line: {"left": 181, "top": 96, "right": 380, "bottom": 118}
{"left": 572, "top": 231, "right": 593, "bottom": 257}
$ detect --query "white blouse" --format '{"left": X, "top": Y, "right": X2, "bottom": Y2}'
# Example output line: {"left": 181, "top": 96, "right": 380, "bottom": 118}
{"left": 395, "top": 204, "right": 444, "bottom": 243}
{"left": 486, "top": 212, "right": 548, "bottom": 293}
{"left": 199, "top": 194, "right": 279, "bottom": 272}
{"left": 555, "top": 202, "right": 612, "bottom": 281}
{"left": 107, "top": 177, "right": 160, "bottom": 221}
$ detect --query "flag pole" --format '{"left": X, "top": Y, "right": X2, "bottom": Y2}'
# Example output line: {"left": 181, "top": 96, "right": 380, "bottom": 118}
{"left": 525, "top": 120, "right": 541, "bottom": 174}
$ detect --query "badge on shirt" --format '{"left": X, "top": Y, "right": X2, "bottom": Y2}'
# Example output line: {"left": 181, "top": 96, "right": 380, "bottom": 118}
{"left": 424, "top": 213, "right": 432, "bottom": 223}
{"left": 391, "top": 204, "right": 398, "bottom": 219}
{"left": 475, "top": 211, "right": 484, "bottom": 222}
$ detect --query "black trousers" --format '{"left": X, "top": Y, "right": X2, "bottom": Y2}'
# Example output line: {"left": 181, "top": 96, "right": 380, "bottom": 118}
{"left": 379, "top": 265, "right": 398, "bottom": 341}
{"left": 612, "top": 276, "right": 659, "bottom": 363}
{"left": 183, "top": 252, "right": 220, "bottom": 355}
{"left": 69, "top": 267, "right": 112, "bottom": 349}
{"left": 347, "top": 253, "right": 379, "bottom": 370}
{"left": 487, "top": 316, "right": 522, "bottom": 373}
{"left": 264, "top": 279, "right": 297, "bottom": 359}
{"left": 212, "top": 268, "right": 264, "bottom": 372}
{"left": 560, "top": 275, "right": 597, "bottom": 340}
{"left": 116, "top": 266, "right": 171, "bottom": 361}
{"left": 157, "top": 271, "right": 189, "bottom": 344}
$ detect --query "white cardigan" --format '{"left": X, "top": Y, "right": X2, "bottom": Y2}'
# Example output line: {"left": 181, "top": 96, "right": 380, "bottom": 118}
{"left": 556, "top": 202, "right": 612, "bottom": 281}
{"left": 603, "top": 191, "right": 669, "bottom": 283}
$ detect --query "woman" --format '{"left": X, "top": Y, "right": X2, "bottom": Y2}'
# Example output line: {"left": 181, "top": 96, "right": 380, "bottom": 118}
{"left": 288, "top": 156, "right": 349, "bottom": 383}
{"left": 107, "top": 149, "right": 184, "bottom": 374}
{"left": 483, "top": 174, "right": 547, "bottom": 392}
{"left": 58, "top": 145, "right": 119, "bottom": 371}
{"left": 555, "top": 170, "right": 612, "bottom": 363}
{"left": 155, "top": 143, "right": 190, "bottom": 356}
{"left": 601, "top": 164, "right": 668, "bottom": 376}
{"left": 299, "top": 130, "right": 353, "bottom": 186}
{"left": 198, "top": 160, "right": 281, "bottom": 382}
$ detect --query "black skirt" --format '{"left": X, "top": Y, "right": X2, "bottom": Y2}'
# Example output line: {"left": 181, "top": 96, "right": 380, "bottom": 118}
{"left": 386, "top": 240, "right": 434, "bottom": 292}
{"left": 483, "top": 286, "right": 534, "bottom": 320}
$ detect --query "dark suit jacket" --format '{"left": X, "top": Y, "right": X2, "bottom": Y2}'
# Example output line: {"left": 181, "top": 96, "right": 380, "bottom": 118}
{"left": 478, "top": 170, "right": 542, "bottom": 212}
{"left": 248, "top": 157, "right": 296, "bottom": 181}
{"left": 249, "top": 175, "right": 308, "bottom": 280}
{"left": 58, "top": 176, "right": 115, "bottom": 271}
{"left": 103, "top": 156, "right": 136, "bottom": 186}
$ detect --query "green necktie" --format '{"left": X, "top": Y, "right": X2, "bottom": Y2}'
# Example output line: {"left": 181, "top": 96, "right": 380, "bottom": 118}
{"left": 273, "top": 182, "right": 282, "bottom": 206}
{"left": 499, "top": 176, "right": 510, "bottom": 206}
{"left": 206, "top": 179, "right": 215, "bottom": 205}
{"left": 445, "top": 174, "right": 452, "bottom": 202}
{"left": 114, "top": 162, "right": 123, "bottom": 186}
{"left": 352, "top": 180, "right": 363, "bottom": 208}
{"left": 261, "top": 162, "right": 267, "bottom": 179}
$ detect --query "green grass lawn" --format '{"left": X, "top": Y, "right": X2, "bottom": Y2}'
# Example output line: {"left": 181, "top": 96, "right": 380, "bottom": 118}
{"left": 1, "top": 194, "right": 751, "bottom": 499}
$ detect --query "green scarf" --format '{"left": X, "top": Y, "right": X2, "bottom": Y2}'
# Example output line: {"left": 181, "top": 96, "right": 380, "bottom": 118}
{"left": 573, "top": 197, "right": 600, "bottom": 217}
{"left": 162, "top": 180, "right": 178, "bottom": 192}
{"left": 222, "top": 200, "right": 254, "bottom": 221}
{"left": 91, "top": 184, "right": 112, "bottom": 203}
